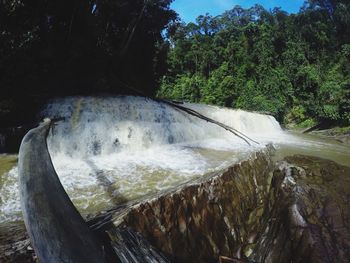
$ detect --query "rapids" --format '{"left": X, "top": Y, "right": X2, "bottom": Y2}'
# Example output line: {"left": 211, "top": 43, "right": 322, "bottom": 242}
{"left": 0, "top": 96, "right": 349, "bottom": 223}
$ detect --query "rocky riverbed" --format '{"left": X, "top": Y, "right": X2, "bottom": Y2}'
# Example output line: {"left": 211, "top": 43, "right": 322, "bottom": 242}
{"left": 311, "top": 127, "right": 350, "bottom": 145}
{"left": 1, "top": 148, "right": 350, "bottom": 262}
{"left": 252, "top": 155, "right": 350, "bottom": 262}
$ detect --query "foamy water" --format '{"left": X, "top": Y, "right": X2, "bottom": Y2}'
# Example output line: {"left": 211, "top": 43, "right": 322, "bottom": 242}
{"left": 1, "top": 96, "right": 288, "bottom": 223}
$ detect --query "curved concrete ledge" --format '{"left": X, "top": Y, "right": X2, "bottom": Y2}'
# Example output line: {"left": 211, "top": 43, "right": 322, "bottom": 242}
{"left": 18, "top": 120, "right": 107, "bottom": 263}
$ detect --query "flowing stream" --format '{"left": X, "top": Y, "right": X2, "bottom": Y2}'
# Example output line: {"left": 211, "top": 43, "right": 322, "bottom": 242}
{"left": 0, "top": 96, "right": 349, "bottom": 224}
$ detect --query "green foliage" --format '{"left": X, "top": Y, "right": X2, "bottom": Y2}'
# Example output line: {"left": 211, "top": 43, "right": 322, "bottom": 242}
{"left": 0, "top": 0, "right": 176, "bottom": 98}
{"left": 160, "top": 1, "right": 350, "bottom": 125}
{"left": 2, "top": 0, "right": 349, "bottom": 127}
{"left": 318, "top": 67, "right": 342, "bottom": 120}
{"left": 296, "top": 119, "right": 317, "bottom": 129}
{"left": 0, "top": 0, "right": 177, "bottom": 126}
{"left": 286, "top": 106, "right": 308, "bottom": 124}
{"left": 158, "top": 74, "right": 205, "bottom": 102}
{"left": 201, "top": 63, "right": 236, "bottom": 106}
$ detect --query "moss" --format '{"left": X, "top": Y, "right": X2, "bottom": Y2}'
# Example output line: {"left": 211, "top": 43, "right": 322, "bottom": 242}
{"left": 327, "top": 126, "right": 350, "bottom": 135}
{"left": 295, "top": 119, "right": 317, "bottom": 129}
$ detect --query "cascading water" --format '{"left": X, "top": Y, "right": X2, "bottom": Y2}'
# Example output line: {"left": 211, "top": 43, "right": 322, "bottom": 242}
{"left": 0, "top": 96, "right": 287, "bottom": 223}
{"left": 42, "top": 97, "right": 283, "bottom": 155}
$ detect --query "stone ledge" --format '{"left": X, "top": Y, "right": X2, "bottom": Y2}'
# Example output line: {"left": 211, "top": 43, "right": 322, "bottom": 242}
{"left": 118, "top": 147, "right": 275, "bottom": 262}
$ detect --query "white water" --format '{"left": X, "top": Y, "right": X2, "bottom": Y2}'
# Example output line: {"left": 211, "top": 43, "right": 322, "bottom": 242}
{"left": 0, "top": 96, "right": 289, "bottom": 223}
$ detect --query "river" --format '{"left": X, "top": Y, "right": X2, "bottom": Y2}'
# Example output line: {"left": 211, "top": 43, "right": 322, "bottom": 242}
{"left": 0, "top": 96, "right": 349, "bottom": 225}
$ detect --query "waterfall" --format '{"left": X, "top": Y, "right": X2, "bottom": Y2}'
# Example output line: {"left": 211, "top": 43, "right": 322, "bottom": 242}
{"left": 41, "top": 96, "right": 283, "bottom": 157}
{"left": 1, "top": 96, "right": 284, "bottom": 223}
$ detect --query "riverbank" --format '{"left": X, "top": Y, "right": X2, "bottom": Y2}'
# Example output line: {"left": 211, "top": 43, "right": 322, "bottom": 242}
{"left": 310, "top": 126, "right": 350, "bottom": 145}
{"left": 286, "top": 122, "right": 350, "bottom": 145}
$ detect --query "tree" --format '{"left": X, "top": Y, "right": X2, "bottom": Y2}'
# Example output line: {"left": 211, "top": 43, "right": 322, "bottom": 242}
{"left": 160, "top": 3, "right": 350, "bottom": 125}
{"left": 0, "top": 0, "right": 177, "bottom": 96}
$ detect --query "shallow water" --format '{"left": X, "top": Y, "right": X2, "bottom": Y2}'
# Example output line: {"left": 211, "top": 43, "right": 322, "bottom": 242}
{"left": 0, "top": 145, "right": 252, "bottom": 223}
{"left": 1, "top": 132, "right": 349, "bottom": 225}
{"left": 0, "top": 156, "right": 19, "bottom": 223}
{"left": 0, "top": 97, "right": 349, "bottom": 224}
{"left": 274, "top": 131, "right": 350, "bottom": 167}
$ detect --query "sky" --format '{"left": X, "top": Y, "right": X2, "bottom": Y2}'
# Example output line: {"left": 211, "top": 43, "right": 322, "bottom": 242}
{"left": 171, "top": 0, "right": 305, "bottom": 23}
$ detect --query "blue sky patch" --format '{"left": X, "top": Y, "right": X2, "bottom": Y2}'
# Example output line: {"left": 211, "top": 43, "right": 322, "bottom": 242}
{"left": 171, "top": 0, "right": 305, "bottom": 23}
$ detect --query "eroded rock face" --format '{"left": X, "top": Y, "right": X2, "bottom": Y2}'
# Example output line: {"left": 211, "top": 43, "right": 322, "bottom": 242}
{"left": 118, "top": 154, "right": 350, "bottom": 263}
{"left": 119, "top": 149, "right": 275, "bottom": 262}
{"left": 252, "top": 155, "right": 350, "bottom": 263}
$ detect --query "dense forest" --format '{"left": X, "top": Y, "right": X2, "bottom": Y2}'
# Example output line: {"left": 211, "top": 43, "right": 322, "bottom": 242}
{"left": 159, "top": 0, "right": 350, "bottom": 126}
{"left": 0, "top": 0, "right": 349, "bottom": 128}
{"left": 0, "top": 0, "right": 176, "bottom": 126}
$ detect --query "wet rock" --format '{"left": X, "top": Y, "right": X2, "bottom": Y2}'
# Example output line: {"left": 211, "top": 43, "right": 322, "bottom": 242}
{"left": 311, "top": 128, "right": 350, "bottom": 145}
{"left": 117, "top": 153, "right": 350, "bottom": 263}
{"left": 119, "top": 149, "right": 275, "bottom": 262}
{"left": 252, "top": 155, "right": 350, "bottom": 263}
{"left": 3, "top": 151, "right": 350, "bottom": 263}
{"left": 108, "top": 227, "right": 170, "bottom": 263}
{"left": 0, "top": 222, "right": 37, "bottom": 263}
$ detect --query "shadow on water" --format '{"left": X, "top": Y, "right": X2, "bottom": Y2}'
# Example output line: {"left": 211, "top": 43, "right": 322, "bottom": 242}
{"left": 86, "top": 159, "right": 128, "bottom": 207}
